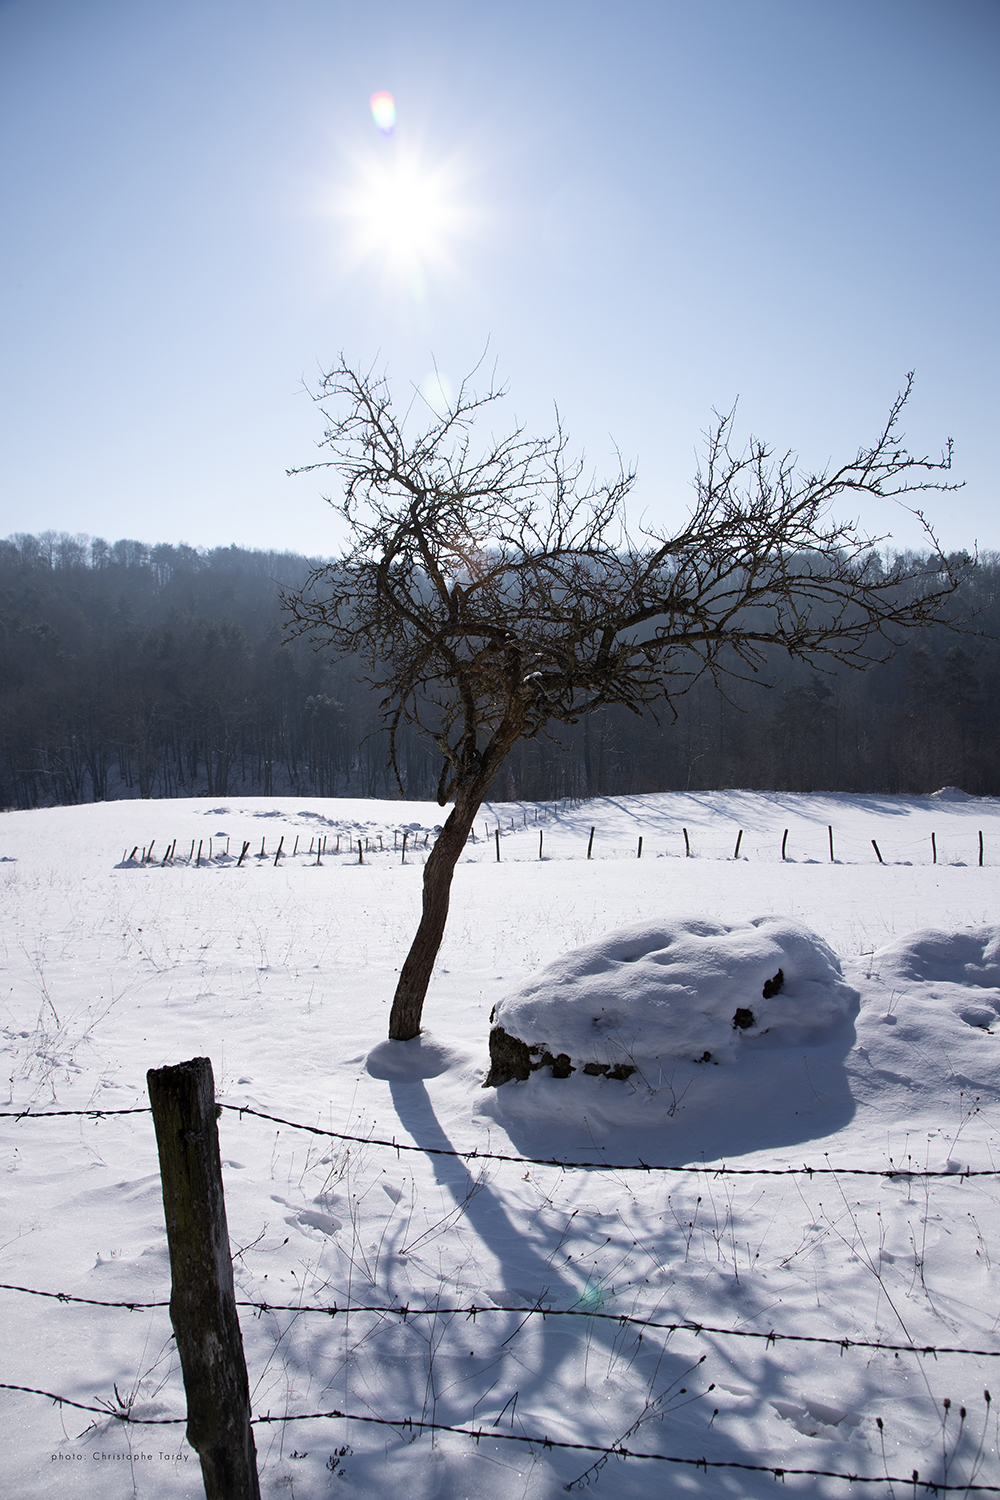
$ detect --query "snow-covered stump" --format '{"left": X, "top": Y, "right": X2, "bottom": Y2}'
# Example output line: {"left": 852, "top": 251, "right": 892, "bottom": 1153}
{"left": 485, "top": 916, "right": 858, "bottom": 1088}
{"left": 148, "top": 1056, "right": 261, "bottom": 1500}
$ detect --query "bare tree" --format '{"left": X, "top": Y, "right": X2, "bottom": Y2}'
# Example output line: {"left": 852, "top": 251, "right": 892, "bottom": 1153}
{"left": 282, "top": 360, "right": 967, "bottom": 1042}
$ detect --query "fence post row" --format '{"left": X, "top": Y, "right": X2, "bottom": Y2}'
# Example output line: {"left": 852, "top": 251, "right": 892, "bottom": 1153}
{"left": 129, "top": 823, "right": 989, "bottom": 872}
{"left": 147, "top": 1057, "right": 261, "bottom": 1500}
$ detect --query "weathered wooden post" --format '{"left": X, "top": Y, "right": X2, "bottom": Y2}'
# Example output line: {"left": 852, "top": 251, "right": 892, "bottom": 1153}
{"left": 147, "top": 1057, "right": 261, "bottom": 1500}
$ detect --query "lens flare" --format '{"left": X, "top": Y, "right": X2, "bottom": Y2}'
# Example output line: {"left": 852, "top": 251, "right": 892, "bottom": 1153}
{"left": 369, "top": 91, "right": 396, "bottom": 135}
{"left": 420, "top": 370, "right": 453, "bottom": 415}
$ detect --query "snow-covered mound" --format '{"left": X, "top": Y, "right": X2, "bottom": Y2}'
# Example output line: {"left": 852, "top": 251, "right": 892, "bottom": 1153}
{"left": 486, "top": 915, "right": 858, "bottom": 1085}
{"left": 862, "top": 925, "right": 1000, "bottom": 1036}
{"left": 874, "top": 925, "right": 1000, "bottom": 990}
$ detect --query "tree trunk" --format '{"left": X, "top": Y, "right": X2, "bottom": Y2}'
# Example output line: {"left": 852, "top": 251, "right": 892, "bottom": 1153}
{"left": 388, "top": 789, "right": 482, "bottom": 1040}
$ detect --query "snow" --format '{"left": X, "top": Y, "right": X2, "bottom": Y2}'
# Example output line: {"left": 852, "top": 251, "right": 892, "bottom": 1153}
{"left": 490, "top": 915, "right": 858, "bottom": 1069}
{"left": 2, "top": 788, "right": 1000, "bottom": 1497}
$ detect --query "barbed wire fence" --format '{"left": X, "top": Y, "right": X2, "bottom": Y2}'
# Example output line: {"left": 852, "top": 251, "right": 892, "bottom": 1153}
{"left": 2, "top": 1102, "right": 992, "bottom": 1176}
{"left": 3, "top": 1083, "right": 1000, "bottom": 1497}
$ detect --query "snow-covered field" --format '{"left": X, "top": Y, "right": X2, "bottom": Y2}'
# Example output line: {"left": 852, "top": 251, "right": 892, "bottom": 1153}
{"left": 3, "top": 788, "right": 1000, "bottom": 1498}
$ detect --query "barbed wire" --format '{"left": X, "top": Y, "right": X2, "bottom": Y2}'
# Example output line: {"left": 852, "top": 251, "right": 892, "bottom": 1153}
{"left": 0, "top": 1107, "right": 149, "bottom": 1119}
{"left": 221, "top": 1103, "right": 994, "bottom": 1178}
{"left": 0, "top": 1281, "right": 168, "bottom": 1310}
{"left": 239, "top": 1300, "right": 1000, "bottom": 1359}
{"left": 3, "top": 1382, "right": 994, "bottom": 1492}
{"left": 0, "top": 1381, "right": 185, "bottom": 1422}
{"left": 3, "top": 1100, "right": 991, "bottom": 1178}
{"left": 4, "top": 1280, "right": 997, "bottom": 1360}
{"left": 251, "top": 1408, "right": 1000, "bottom": 1492}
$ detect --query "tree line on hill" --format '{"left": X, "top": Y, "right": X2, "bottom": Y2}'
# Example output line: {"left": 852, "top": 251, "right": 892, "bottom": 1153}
{"left": 0, "top": 530, "right": 996, "bottom": 810}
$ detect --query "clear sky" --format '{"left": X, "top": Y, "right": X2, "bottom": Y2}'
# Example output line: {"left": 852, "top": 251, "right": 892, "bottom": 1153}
{"left": 0, "top": 0, "right": 997, "bottom": 557}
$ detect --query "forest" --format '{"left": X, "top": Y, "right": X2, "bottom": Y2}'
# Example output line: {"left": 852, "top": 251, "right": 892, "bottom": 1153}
{"left": 0, "top": 529, "right": 997, "bottom": 810}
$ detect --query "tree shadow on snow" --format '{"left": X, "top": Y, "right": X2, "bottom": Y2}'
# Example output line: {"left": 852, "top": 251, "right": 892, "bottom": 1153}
{"left": 371, "top": 1072, "right": 793, "bottom": 1496}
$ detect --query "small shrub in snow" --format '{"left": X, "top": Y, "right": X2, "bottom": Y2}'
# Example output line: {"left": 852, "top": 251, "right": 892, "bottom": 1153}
{"left": 485, "top": 915, "right": 858, "bottom": 1087}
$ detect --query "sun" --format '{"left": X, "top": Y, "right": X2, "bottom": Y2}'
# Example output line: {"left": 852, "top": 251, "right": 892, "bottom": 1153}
{"left": 338, "top": 142, "right": 472, "bottom": 292}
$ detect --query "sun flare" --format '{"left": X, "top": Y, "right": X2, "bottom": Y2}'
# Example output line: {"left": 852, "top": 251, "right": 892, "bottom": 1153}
{"left": 339, "top": 143, "right": 472, "bottom": 290}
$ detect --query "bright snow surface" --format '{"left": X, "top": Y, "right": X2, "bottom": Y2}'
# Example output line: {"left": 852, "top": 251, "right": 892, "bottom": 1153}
{"left": 2, "top": 788, "right": 1000, "bottom": 1497}
{"left": 491, "top": 915, "right": 859, "bottom": 1071}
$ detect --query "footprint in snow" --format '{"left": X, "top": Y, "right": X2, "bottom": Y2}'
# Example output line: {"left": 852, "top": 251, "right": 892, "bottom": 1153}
{"left": 270, "top": 1192, "right": 342, "bottom": 1236}
{"left": 771, "top": 1399, "right": 862, "bottom": 1437}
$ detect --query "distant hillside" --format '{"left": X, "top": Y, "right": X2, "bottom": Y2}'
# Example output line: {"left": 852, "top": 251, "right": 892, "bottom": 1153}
{"left": 1, "top": 531, "right": 998, "bottom": 807}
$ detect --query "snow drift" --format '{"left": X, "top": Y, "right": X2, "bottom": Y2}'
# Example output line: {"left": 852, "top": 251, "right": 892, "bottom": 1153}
{"left": 861, "top": 924, "right": 1000, "bottom": 1042}
{"left": 486, "top": 915, "right": 859, "bottom": 1086}
{"left": 873, "top": 925, "right": 1000, "bottom": 993}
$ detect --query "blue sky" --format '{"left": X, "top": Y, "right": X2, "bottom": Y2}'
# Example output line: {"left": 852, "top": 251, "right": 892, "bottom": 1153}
{"left": 0, "top": 0, "right": 996, "bottom": 555}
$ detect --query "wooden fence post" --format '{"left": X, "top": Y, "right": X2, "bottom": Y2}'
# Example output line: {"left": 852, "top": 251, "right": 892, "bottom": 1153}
{"left": 147, "top": 1057, "right": 261, "bottom": 1500}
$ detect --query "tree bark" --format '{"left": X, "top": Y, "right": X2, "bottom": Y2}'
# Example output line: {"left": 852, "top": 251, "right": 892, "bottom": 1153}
{"left": 388, "top": 789, "right": 482, "bottom": 1039}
